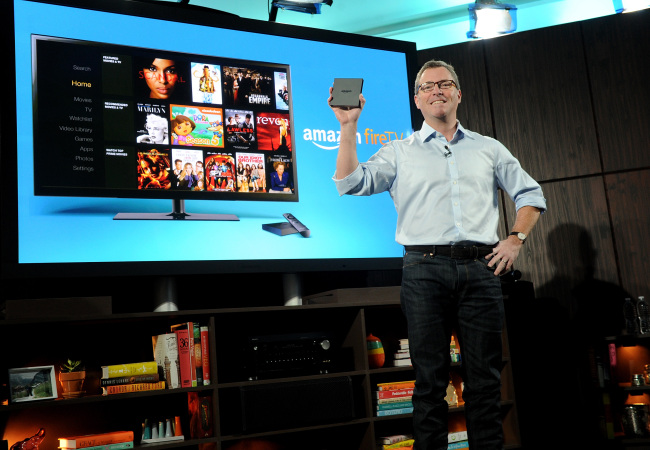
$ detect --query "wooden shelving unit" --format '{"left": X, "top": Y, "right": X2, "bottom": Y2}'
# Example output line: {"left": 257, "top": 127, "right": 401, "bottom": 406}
{"left": 0, "top": 289, "right": 521, "bottom": 449}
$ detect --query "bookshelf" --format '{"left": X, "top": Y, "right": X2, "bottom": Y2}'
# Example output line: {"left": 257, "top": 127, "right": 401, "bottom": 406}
{"left": 0, "top": 288, "right": 521, "bottom": 449}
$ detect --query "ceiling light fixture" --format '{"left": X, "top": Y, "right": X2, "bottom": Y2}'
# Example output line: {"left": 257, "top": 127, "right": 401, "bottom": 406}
{"left": 269, "top": 0, "right": 333, "bottom": 21}
{"left": 467, "top": 0, "right": 517, "bottom": 39}
{"left": 612, "top": 0, "right": 650, "bottom": 13}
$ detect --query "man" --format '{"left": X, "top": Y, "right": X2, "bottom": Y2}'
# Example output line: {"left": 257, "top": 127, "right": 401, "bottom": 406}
{"left": 329, "top": 60, "right": 546, "bottom": 450}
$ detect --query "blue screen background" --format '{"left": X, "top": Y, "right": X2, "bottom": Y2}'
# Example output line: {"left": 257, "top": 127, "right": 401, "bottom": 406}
{"left": 13, "top": 0, "right": 413, "bottom": 265}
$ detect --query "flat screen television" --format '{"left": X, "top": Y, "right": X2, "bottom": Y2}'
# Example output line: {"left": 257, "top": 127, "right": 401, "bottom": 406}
{"left": 2, "top": 0, "right": 419, "bottom": 279}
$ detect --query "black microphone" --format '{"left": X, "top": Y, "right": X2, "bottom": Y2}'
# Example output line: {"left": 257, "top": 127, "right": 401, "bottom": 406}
{"left": 444, "top": 145, "right": 452, "bottom": 158}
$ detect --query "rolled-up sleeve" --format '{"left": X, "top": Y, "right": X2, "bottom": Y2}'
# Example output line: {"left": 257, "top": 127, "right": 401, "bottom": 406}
{"left": 332, "top": 144, "right": 398, "bottom": 197}
{"left": 495, "top": 148, "right": 547, "bottom": 213}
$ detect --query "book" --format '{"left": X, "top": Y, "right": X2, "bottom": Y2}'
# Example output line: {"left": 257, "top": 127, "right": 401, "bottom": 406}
{"left": 171, "top": 324, "right": 192, "bottom": 388}
{"left": 448, "top": 441, "right": 469, "bottom": 450}
{"left": 58, "top": 431, "right": 133, "bottom": 449}
{"left": 377, "top": 395, "right": 412, "bottom": 404}
{"left": 102, "top": 381, "right": 166, "bottom": 395}
{"left": 376, "top": 400, "right": 413, "bottom": 410}
{"left": 152, "top": 332, "right": 181, "bottom": 389}
{"left": 392, "top": 358, "right": 412, "bottom": 367}
{"left": 379, "top": 434, "right": 412, "bottom": 445}
{"left": 376, "top": 406, "right": 414, "bottom": 417}
{"left": 200, "top": 325, "right": 211, "bottom": 385}
{"left": 376, "top": 388, "right": 414, "bottom": 399}
{"left": 394, "top": 351, "right": 411, "bottom": 359}
{"left": 101, "top": 362, "right": 158, "bottom": 379}
{"left": 193, "top": 323, "right": 203, "bottom": 386}
{"left": 382, "top": 439, "right": 415, "bottom": 449}
{"left": 377, "top": 380, "right": 415, "bottom": 391}
{"left": 100, "top": 374, "right": 160, "bottom": 387}
{"left": 448, "top": 431, "right": 468, "bottom": 443}
{"left": 60, "top": 442, "right": 134, "bottom": 450}
{"left": 171, "top": 322, "right": 196, "bottom": 387}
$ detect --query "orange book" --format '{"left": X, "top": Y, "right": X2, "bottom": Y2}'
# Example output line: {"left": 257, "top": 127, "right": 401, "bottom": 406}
{"left": 102, "top": 381, "right": 166, "bottom": 395}
{"left": 59, "top": 431, "right": 134, "bottom": 449}
{"left": 377, "top": 380, "right": 415, "bottom": 391}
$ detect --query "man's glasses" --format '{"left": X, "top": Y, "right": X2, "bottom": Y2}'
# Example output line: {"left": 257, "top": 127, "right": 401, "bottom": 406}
{"left": 418, "top": 80, "right": 457, "bottom": 93}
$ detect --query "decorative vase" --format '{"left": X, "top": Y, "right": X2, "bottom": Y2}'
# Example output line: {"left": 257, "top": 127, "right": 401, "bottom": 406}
{"left": 59, "top": 371, "right": 86, "bottom": 398}
{"left": 367, "top": 334, "right": 385, "bottom": 369}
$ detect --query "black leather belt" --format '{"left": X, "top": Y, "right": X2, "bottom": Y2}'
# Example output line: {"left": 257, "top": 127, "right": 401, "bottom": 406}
{"left": 404, "top": 244, "right": 495, "bottom": 259}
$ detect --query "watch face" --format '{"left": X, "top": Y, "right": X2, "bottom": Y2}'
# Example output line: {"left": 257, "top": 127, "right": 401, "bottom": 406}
{"left": 517, "top": 232, "right": 526, "bottom": 241}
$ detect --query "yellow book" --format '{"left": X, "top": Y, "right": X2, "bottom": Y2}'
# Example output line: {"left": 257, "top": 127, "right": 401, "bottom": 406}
{"left": 101, "top": 361, "right": 158, "bottom": 379}
{"left": 383, "top": 439, "right": 415, "bottom": 449}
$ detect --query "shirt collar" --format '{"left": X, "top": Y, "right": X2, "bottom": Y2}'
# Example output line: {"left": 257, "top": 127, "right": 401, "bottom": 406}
{"left": 420, "top": 121, "right": 473, "bottom": 144}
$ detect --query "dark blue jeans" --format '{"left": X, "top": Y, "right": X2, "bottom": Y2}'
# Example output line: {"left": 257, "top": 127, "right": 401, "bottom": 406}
{"left": 401, "top": 252, "right": 504, "bottom": 450}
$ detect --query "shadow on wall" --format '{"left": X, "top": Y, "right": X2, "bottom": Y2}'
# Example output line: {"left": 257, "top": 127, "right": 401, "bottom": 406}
{"left": 508, "top": 223, "right": 630, "bottom": 450}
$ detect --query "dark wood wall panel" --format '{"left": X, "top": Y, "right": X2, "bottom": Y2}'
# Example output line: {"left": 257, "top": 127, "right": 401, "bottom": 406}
{"left": 503, "top": 177, "right": 618, "bottom": 314}
{"left": 484, "top": 24, "right": 601, "bottom": 182}
{"left": 605, "top": 169, "right": 650, "bottom": 297}
{"left": 414, "top": 10, "right": 647, "bottom": 313}
{"left": 582, "top": 10, "right": 650, "bottom": 172}
{"left": 417, "top": 41, "right": 493, "bottom": 137}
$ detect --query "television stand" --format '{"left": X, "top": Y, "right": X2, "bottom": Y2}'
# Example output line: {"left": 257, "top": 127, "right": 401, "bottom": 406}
{"left": 113, "top": 199, "right": 239, "bottom": 221}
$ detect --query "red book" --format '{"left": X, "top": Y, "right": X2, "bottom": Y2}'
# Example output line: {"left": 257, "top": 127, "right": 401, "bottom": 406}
{"left": 200, "top": 325, "right": 211, "bottom": 385}
{"left": 376, "top": 388, "right": 414, "bottom": 399}
{"left": 171, "top": 325, "right": 192, "bottom": 388}
{"left": 59, "top": 431, "right": 133, "bottom": 449}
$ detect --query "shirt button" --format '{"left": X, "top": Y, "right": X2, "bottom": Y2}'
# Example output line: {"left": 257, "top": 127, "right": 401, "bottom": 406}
{"left": 453, "top": 181, "right": 457, "bottom": 185}
{"left": 454, "top": 202, "right": 459, "bottom": 206}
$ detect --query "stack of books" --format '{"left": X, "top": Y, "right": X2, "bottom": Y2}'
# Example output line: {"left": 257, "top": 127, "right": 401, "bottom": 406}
{"left": 58, "top": 431, "right": 134, "bottom": 450}
{"left": 100, "top": 361, "right": 165, "bottom": 395}
{"left": 375, "top": 380, "right": 414, "bottom": 416}
{"left": 100, "top": 321, "right": 211, "bottom": 395}
{"left": 392, "top": 338, "right": 411, "bottom": 367}
{"left": 378, "top": 434, "right": 413, "bottom": 450}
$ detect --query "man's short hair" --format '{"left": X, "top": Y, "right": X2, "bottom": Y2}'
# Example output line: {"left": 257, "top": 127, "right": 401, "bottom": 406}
{"left": 414, "top": 59, "right": 461, "bottom": 93}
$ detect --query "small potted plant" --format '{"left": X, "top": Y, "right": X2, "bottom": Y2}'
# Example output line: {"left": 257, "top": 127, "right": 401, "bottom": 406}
{"left": 59, "top": 359, "right": 86, "bottom": 399}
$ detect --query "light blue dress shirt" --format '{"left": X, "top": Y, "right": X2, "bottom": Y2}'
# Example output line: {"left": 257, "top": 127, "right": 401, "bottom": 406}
{"left": 334, "top": 121, "right": 547, "bottom": 246}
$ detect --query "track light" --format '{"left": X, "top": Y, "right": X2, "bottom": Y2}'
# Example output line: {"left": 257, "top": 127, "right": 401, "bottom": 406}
{"left": 270, "top": 0, "right": 333, "bottom": 15}
{"left": 467, "top": 0, "right": 517, "bottom": 39}
{"left": 613, "top": 0, "right": 650, "bottom": 13}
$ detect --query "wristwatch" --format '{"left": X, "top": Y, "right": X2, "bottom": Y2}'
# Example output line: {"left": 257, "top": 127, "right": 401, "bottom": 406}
{"left": 509, "top": 231, "right": 527, "bottom": 243}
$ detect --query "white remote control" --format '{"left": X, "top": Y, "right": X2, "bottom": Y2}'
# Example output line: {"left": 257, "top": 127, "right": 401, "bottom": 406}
{"left": 283, "top": 213, "right": 310, "bottom": 237}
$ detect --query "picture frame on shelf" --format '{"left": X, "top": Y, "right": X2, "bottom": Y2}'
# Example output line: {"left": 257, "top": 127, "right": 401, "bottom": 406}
{"left": 9, "top": 365, "right": 58, "bottom": 403}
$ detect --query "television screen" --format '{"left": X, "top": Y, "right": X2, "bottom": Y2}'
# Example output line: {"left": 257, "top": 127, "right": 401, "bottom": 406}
{"left": 32, "top": 35, "right": 297, "bottom": 206}
{"left": 3, "top": 0, "right": 418, "bottom": 277}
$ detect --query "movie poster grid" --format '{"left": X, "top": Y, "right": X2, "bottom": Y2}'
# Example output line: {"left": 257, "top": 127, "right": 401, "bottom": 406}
{"left": 99, "top": 50, "right": 293, "bottom": 193}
